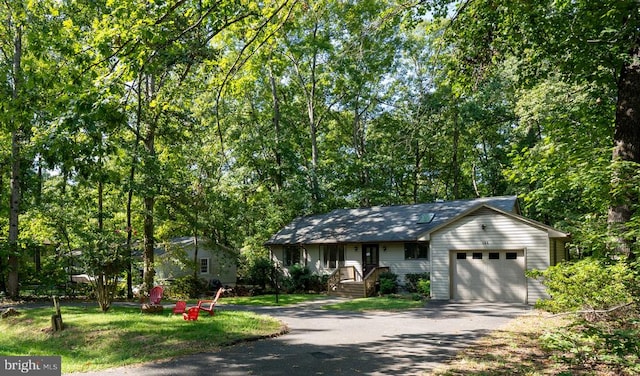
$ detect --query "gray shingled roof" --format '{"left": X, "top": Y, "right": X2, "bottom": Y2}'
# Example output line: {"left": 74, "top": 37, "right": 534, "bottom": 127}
{"left": 265, "top": 196, "right": 519, "bottom": 245}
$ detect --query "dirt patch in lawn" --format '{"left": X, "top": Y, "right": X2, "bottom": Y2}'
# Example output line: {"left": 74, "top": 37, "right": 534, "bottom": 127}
{"left": 428, "top": 310, "right": 622, "bottom": 376}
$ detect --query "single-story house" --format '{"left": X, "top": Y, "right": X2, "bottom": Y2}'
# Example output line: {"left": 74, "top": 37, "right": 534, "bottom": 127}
{"left": 265, "top": 196, "right": 570, "bottom": 304}
{"left": 154, "top": 237, "right": 237, "bottom": 287}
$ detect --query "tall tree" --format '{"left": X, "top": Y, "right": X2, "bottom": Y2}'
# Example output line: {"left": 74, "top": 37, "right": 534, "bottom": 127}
{"left": 1, "top": 0, "right": 62, "bottom": 298}
{"left": 4, "top": 1, "right": 24, "bottom": 299}
{"left": 423, "top": 0, "right": 640, "bottom": 257}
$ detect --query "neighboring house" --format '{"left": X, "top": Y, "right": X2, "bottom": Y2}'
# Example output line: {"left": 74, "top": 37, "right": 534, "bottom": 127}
{"left": 265, "top": 196, "right": 570, "bottom": 304}
{"left": 154, "top": 237, "right": 237, "bottom": 287}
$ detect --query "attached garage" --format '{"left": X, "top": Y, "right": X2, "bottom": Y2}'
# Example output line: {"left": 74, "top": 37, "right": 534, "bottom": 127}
{"left": 451, "top": 250, "right": 526, "bottom": 303}
{"left": 427, "top": 205, "right": 570, "bottom": 304}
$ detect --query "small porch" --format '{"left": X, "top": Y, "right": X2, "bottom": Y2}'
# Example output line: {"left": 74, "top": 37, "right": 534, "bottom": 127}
{"left": 327, "top": 266, "right": 390, "bottom": 298}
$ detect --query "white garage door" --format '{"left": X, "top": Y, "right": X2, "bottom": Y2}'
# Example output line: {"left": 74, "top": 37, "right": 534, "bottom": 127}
{"left": 451, "top": 250, "right": 526, "bottom": 303}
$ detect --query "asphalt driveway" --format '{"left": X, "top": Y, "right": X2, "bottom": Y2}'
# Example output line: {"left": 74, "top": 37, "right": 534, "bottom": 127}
{"left": 67, "top": 299, "right": 528, "bottom": 376}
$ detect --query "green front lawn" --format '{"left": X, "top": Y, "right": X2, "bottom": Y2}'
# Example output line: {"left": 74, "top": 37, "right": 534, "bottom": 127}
{"left": 0, "top": 305, "right": 283, "bottom": 374}
{"left": 0, "top": 294, "right": 426, "bottom": 373}
{"left": 221, "top": 293, "right": 327, "bottom": 306}
{"left": 321, "top": 295, "right": 427, "bottom": 311}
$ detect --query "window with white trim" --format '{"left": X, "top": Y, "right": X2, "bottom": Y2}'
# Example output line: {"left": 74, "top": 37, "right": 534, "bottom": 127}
{"left": 322, "top": 244, "right": 345, "bottom": 268}
{"left": 199, "top": 258, "right": 210, "bottom": 274}
{"left": 404, "top": 242, "right": 429, "bottom": 260}
{"left": 284, "top": 245, "right": 302, "bottom": 266}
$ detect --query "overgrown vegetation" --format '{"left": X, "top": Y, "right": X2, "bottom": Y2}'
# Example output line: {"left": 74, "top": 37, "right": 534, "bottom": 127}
{"left": 435, "top": 259, "right": 640, "bottom": 375}
{"left": 528, "top": 258, "right": 640, "bottom": 374}
{"left": 530, "top": 258, "right": 636, "bottom": 314}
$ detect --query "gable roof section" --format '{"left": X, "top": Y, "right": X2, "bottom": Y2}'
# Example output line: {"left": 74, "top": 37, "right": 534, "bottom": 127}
{"left": 265, "top": 196, "right": 521, "bottom": 245}
{"left": 418, "top": 204, "right": 569, "bottom": 241}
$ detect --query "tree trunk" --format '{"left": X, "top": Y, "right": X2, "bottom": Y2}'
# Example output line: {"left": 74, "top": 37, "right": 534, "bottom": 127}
{"left": 451, "top": 114, "right": 461, "bottom": 199}
{"left": 7, "top": 127, "right": 21, "bottom": 299}
{"left": 142, "top": 75, "right": 157, "bottom": 294}
{"left": 125, "top": 176, "right": 134, "bottom": 299}
{"left": 608, "top": 44, "right": 640, "bottom": 258}
{"left": 125, "top": 132, "right": 140, "bottom": 299}
{"left": 268, "top": 67, "right": 283, "bottom": 190}
{"left": 413, "top": 139, "right": 422, "bottom": 204}
{"left": 193, "top": 219, "right": 199, "bottom": 280}
{"left": 353, "top": 98, "right": 371, "bottom": 207}
{"left": 307, "top": 21, "right": 321, "bottom": 206}
{"left": 143, "top": 194, "right": 155, "bottom": 293}
{"left": 7, "top": 22, "right": 23, "bottom": 300}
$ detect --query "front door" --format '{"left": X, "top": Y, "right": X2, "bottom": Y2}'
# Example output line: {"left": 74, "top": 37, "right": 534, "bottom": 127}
{"left": 362, "top": 244, "right": 379, "bottom": 276}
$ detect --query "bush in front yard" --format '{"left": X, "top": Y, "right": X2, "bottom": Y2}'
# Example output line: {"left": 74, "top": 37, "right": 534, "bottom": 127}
{"left": 405, "top": 272, "right": 430, "bottom": 294}
{"left": 287, "top": 264, "right": 312, "bottom": 292}
{"left": 529, "top": 258, "right": 635, "bottom": 313}
{"left": 282, "top": 265, "right": 328, "bottom": 293}
{"left": 379, "top": 271, "right": 399, "bottom": 294}
{"left": 169, "top": 275, "right": 208, "bottom": 299}
{"left": 531, "top": 257, "right": 640, "bottom": 374}
{"left": 308, "top": 273, "right": 329, "bottom": 293}
{"left": 417, "top": 279, "right": 430, "bottom": 297}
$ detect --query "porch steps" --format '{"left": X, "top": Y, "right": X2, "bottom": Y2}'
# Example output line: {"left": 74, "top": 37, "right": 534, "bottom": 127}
{"left": 328, "top": 281, "right": 366, "bottom": 298}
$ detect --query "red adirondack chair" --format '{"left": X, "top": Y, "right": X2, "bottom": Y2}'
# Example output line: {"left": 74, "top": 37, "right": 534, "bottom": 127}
{"left": 183, "top": 307, "right": 200, "bottom": 321}
{"left": 172, "top": 301, "right": 187, "bottom": 314}
{"left": 197, "top": 287, "right": 224, "bottom": 316}
{"left": 149, "top": 286, "right": 164, "bottom": 305}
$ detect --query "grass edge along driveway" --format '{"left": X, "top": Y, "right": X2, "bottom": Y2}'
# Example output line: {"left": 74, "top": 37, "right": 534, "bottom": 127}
{"left": 0, "top": 294, "right": 425, "bottom": 373}
{"left": 0, "top": 305, "right": 284, "bottom": 374}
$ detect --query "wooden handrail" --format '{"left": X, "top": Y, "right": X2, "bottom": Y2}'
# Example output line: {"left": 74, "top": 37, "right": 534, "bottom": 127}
{"left": 328, "top": 266, "right": 361, "bottom": 292}
{"left": 328, "top": 266, "right": 389, "bottom": 297}
{"left": 328, "top": 268, "right": 341, "bottom": 292}
{"left": 364, "top": 267, "right": 389, "bottom": 297}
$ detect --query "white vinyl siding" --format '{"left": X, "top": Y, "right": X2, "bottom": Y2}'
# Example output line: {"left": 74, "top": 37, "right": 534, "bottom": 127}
{"left": 550, "top": 239, "right": 568, "bottom": 266}
{"left": 379, "top": 243, "right": 430, "bottom": 285}
{"left": 430, "top": 211, "right": 551, "bottom": 304}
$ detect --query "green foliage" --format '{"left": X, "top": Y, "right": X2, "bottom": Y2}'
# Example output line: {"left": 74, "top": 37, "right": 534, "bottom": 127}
{"left": 244, "top": 255, "right": 279, "bottom": 291}
{"left": 77, "top": 232, "right": 130, "bottom": 311}
{"left": 530, "top": 258, "right": 635, "bottom": 314}
{"left": 282, "top": 265, "right": 327, "bottom": 293}
{"left": 404, "top": 272, "right": 430, "bottom": 293}
{"left": 285, "top": 264, "right": 312, "bottom": 292}
{"left": 417, "top": 279, "right": 431, "bottom": 297}
{"left": 540, "top": 314, "right": 640, "bottom": 373}
{"left": 168, "top": 275, "right": 208, "bottom": 299}
{"left": 379, "top": 271, "right": 398, "bottom": 295}
{"left": 20, "top": 253, "right": 68, "bottom": 297}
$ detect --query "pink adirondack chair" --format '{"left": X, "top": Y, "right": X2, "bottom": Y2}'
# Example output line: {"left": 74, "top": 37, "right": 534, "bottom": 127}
{"left": 149, "top": 286, "right": 164, "bottom": 305}
{"left": 183, "top": 307, "right": 200, "bottom": 321}
{"left": 172, "top": 301, "right": 187, "bottom": 314}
